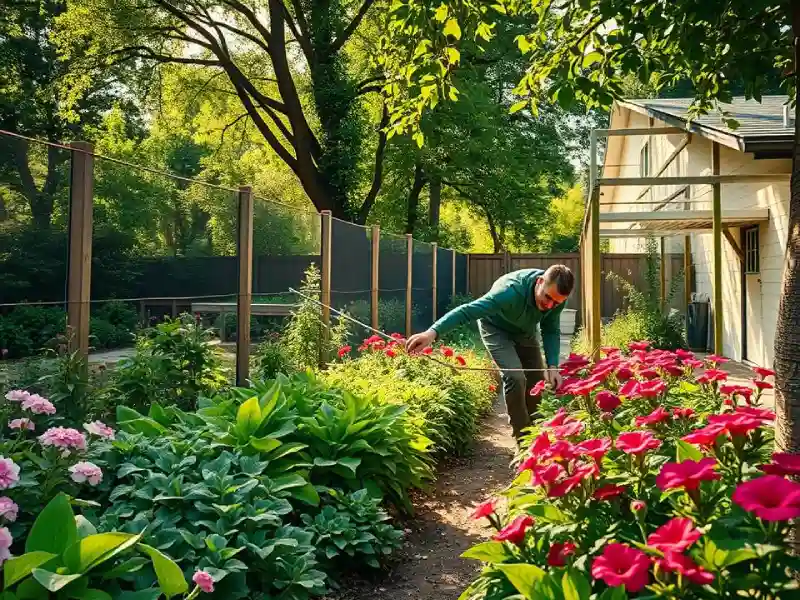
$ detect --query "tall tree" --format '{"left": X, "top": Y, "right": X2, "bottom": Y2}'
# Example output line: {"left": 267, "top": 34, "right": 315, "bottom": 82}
{"left": 381, "top": 0, "right": 800, "bottom": 456}
{"left": 55, "top": 0, "right": 388, "bottom": 221}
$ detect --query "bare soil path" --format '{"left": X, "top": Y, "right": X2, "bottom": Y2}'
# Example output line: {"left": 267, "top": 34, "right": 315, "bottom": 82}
{"left": 330, "top": 397, "right": 516, "bottom": 600}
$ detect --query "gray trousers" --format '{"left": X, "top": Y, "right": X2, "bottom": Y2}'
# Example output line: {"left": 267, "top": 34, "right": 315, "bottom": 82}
{"left": 478, "top": 319, "right": 545, "bottom": 439}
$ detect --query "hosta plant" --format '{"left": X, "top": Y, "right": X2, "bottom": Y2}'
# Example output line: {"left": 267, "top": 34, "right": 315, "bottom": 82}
{"left": 461, "top": 343, "right": 797, "bottom": 600}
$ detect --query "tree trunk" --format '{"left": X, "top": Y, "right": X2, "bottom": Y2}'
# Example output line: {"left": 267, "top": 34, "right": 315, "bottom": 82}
{"left": 406, "top": 160, "right": 425, "bottom": 234}
{"left": 428, "top": 174, "right": 441, "bottom": 235}
{"left": 486, "top": 208, "right": 503, "bottom": 253}
{"left": 774, "top": 1, "right": 800, "bottom": 465}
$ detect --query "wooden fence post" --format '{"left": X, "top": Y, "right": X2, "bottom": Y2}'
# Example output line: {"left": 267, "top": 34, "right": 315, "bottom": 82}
{"left": 431, "top": 243, "right": 438, "bottom": 321}
{"left": 67, "top": 141, "right": 94, "bottom": 357}
{"left": 405, "top": 234, "right": 413, "bottom": 338}
{"left": 320, "top": 211, "right": 333, "bottom": 365}
{"left": 371, "top": 225, "right": 380, "bottom": 330}
{"left": 236, "top": 185, "right": 254, "bottom": 386}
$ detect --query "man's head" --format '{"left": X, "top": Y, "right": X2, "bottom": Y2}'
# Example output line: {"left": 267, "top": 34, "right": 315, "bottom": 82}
{"left": 534, "top": 264, "right": 574, "bottom": 311}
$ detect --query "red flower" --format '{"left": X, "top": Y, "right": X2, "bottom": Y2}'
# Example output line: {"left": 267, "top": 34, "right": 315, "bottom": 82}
{"left": 384, "top": 349, "right": 397, "bottom": 358}
{"left": 455, "top": 355, "right": 467, "bottom": 366}
{"left": 364, "top": 335, "right": 382, "bottom": 345}
{"left": 489, "top": 384, "right": 497, "bottom": 393}
{"left": 615, "top": 431, "right": 662, "bottom": 455}
{"left": 618, "top": 379, "right": 640, "bottom": 399}
{"left": 684, "top": 359, "right": 705, "bottom": 370}
{"left": 705, "top": 354, "right": 729, "bottom": 365}
{"left": 543, "top": 408, "right": 572, "bottom": 428}
{"left": 638, "top": 368, "right": 660, "bottom": 380}
{"left": 753, "top": 379, "right": 774, "bottom": 390}
{"left": 532, "top": 463, "right": 564, "bottom": 487}
{"left": 601, "top": 346, "right": 621, "bottom": 356}
{"left": 661, "top": 364, "right": 685, "bottom": 377}
{"left": 753, "top": 366, "right": 775, "bottom": 380}
{"left": 656, "top": 458, "right": 720, "bottom": 491}
{"left": 547, "top": 542, "right": 577, "bottom": 567}
{"left": 708, "top": 413, "right": 764, "bottom": 438}
{"left": 673, "top": 407, "right": 695, "bottom": 419}
{"left": 732, "top": 476, "right": 800, "bottom": 521}
{"left": 542, "top": 440, "right": 576, "bottom": 463}
{"left": 647, "top": 517, "right": 702, "bottom": 552}
{"left": 638, "top": 379, "right": 668, "bottom": 398}
{"left": 548, "top": 473, "right": 585, "bottom": 498}
{"left": 529, "top": 380, "right": 547, "bottom": 397}
{"left": 471, "top": 499, "right": 497, "bottom": 520}
{"left": 697, "top": 369, "right": 728, "bottom": 384}
{"left": 615, "top": 366, "right": 634, "bottom": 381}
{"left": 635, "top": 406, "right": 671, "bottom": 428}
{"left": 529, "top": 432, "right": 551, "bottom": 455}
{"left": 390, "top": 333, "right": 405, "bottom": 340}
{"left": 494, "top": 515, "right": 534, "bottom": 545}
{"left": 575, "top": 438, "right": 612, "bottom": 462}
{"left": 518, "top": 455, "right": 538, "bottom": 473}
{"left": 682, "top": 423, "right": 726, "bottom": 447}
{"left": 422, "top": 347, "right": 433, "bottom": 355}
{"left": 737, "top": 406, "right": 776, "bottom": 422}
{"left": 761, "top": 453, "right": 800, "bottom": 477}
{"left": 337, "top": 345, "right": 352, "bottom": 358}
{"left": 719, "top": 384, "right": 754, "bottom": 402}
{"left": 675, "top": 349, "right": 695, "bottom": 360}
{"left": 441, "top": 346, "right": 454, "bottom": 358}
{"left": 658, "top": 552, "right": 714, "bottom": 585}
{"left": 596, "top": 391, "right": 621, "bottom": 412}
{"left": 593, "top": 484, "right": 626, "bottom": 501}
{"left": 591, "top": 543, "right": 650, "bottom": 592}
{"left": 628, "top": 341, "right": 651, "bottom": 352}
{"left": 551, "top": 420, "right": 585, "bottom": 439}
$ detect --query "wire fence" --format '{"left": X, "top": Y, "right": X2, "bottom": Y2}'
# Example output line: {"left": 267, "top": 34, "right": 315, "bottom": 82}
{"left": 0, "top": 131, "right": 469, "bottom": 371}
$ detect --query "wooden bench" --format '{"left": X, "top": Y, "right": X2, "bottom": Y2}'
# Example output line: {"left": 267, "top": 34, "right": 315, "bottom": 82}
{"left": 191, "top": 302, "right": 299, "bottom": 341}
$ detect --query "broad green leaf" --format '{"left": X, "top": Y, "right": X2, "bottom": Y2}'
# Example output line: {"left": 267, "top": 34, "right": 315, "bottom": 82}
{"left": 496, "top": 564, "right": 546, "bottom": 598}
{"left": 74, "top": 589, "right": 112, "bottom": 600}
{"left": 582, "top": 51, "right": 603, "bottom": 68}
{"left": 63, "top": 532, "right": 142, "bottom": 574}
{"left": 26, "top": 493, "right": 77, "bottom": 554}
{"left": 75, "top": 516, "right": 97, "bottom": 539}
{"left": 1, "top": 592, "right": 17, "bottom": 600}
{"left": 337, "top": 457, "right": 361, "bottom": 476}
{"left": 137, "top": 544, "right": 188, "bottom": 599}
{"left": 562, "top": 569, "right": 591, "bottom": 600}
{"left": 15, "top": 578, "right": 47, "bottom": 600}
{"left": 525, "top": 504, "right": 569, "bottom": 523}
{"left": 445, "top": 47, "right": 460, "bottom": 64}
{"left": 313, "top": 458, "right": 337, "bottom": 468}
{"left": 114, "top": 590, "right": 162, "bottom": 600}
{"left": 291, "top": 483, "right": 320, "bottom": 506}
{"left": 30, "top": 570, "right": 82, "bottom": 593}
{"left": 250, "top": 437, "right": 281, "bottom": 453}
{"left": 3, "top": 552, "right": 58, "bottom": 588}
{"left": 461, "top": 542, "right": 514, "bottom": 563}
{"left": 510, "top": 100, "right": 528, "bottom": 114}
{"left": 443, "top": 18, "right": 461, "bottom": 40}
{"left": 236, "top": 397, "right": 262, "bottom": 439}
{"left": 434, "top": 4, "right": 448, "bottom": 22}
{"left": 598, "top": 586, "right": 627, "bottom": 600}
{"left": 101, "top": 556, "right": 149, "bottom": 579}
{"left": 677, "top": 440, "right": 704, "bottom": 462}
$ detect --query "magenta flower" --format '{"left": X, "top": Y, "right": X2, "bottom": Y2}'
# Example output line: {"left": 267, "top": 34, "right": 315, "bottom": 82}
{"left": 39, "top": 427, "right": 87, "bottom": 455}
{"left": 732, "top": 476, "right": 800, "bottom": 521}
{"left": 591, "top": 543, "right": 650, "bottom": 592}
{"left": 615, "top": 431, "right": 662, "bottom": 455}
{"left": 658, "top": 551, "right": 714, "bottom": 585}
{"left": 0, "top": 458, "right": 20, "bottom": 490}
{"left": 471, "top": 499, "right": 497, "bottom": 520}
{"left": 9, "top": 418, "right": 34, "bottom": 431}
{"left": 494, "top": 515, "right": 535, "bottom": 545}
{"left": 635, "top": 406, "right": 671, "bottom": 428}
{"left": 656, "top": 458, "right": 720, "bottom": 491}
{"left": 193, "top": 571, "right": 215, "bottom": 593}
{"left": 83, "top": 420, "right": 115, "bottom": 440}
{"left": 0, "top": 497, "right": 18, "bottom": 522}
{"left": 647, "top": 517, "right": 702, "bottom": 552}
{"left": 69, "top": 461, "right": 103, "bottom": 486}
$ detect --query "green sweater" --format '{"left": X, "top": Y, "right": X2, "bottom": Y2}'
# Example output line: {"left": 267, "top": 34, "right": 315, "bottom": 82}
{"left": 431, "top": 268, "right": 565, "bottom": 366}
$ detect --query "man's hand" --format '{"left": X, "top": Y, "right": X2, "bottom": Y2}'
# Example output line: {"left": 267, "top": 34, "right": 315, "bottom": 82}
{"left": 406, "top": 329, "right": 437, "bottom": 354}
{"left": 544, "top": 367, "right": 563, "bottom": 390}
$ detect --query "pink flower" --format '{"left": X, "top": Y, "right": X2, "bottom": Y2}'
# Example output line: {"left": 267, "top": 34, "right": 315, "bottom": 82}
{"left": 193, "top": 570, "right": 215, "bottom": 594}
{"left": 9, "top": 418, "right": 34, "bottom": 431}
{"left": 39, "top": 427, "right": 87, "bottom": 455}
{"left": 494, "top": 515, "right": 534, "bottom": 545}
{"left": 661, "top": 364, "right": 685, "bottom": 377}
{"left": 69, "top": 461, "right": 103, "bottom": 486}
{"left": 591, "top": 543, "right": 650, "bottom": 592}
{"left": 656, "top": 458, "right": 720, "bottom": 491}
{"left": 548, "top": 472, "right": 586, "bottom": 498}
{"left": 635, "top": 406, "right": 671, "bottom": 428}
{"left": 596, "top": 391, "right": 621, "bottom": 412}
{"left": 675, "top": 349, "right": 695, "bottom": 360}
{"left": 337, "top": 345, "right": 352, "bottom": 358}
{"left": 628, "top": 341, "right": 650, "bottom": 352}
{"left": 618, "top": 379, "right": 640, "bottom": 399}
{"left": 752, "top": 366, "right": 775, "bottom": 380}
{"left": 575, "top": 438, "right": 612, "bottom": 462}
{"left": 0, "top": 497, "right": 18, "bottom": 522}
{"left": 0, "top": 527, "right": 12, "bottom": 565}
{"left": 541, "top": 440, "right": 576, "bottom": 463}
{"left": 593, "top": 484, "right": 626, "bottom": 501}
{"left": 638, "top": 368, "right": 660, "bottom": 380}
{"left": 455, "top": 355, "right": 467, "bottom": 366}
{"left": 705, "top": 354, "right": 729, "bottom": 365}
{"left": 658, "top": 552, "right": 714, "bottom": 585}
{"left": 615, "top": 431, "right": 662, "bottom": 455}
{"left": 736, "top": 406, "right": 775, "bottom": 422}
{"left": 615, "top": 366, "right": 634, "bottom": 381}
{"left": 21, "top": 394, "right": 56, "bottom": 415}
{"left": 529, "top": 431, "right": 551, "bottom": 455}
{"left": 753, "top": 379, "right": 774, "bottom": 390}
{"left": 638, "top": 379, "right": 668, "bottom": 398}
{"left": 684, "top": 359, "right": 705, "bottom": 370}
{"left": 471, "top": 499, "right": 497, "bottom": 520}
{"left": 4, "top": 390, "right": 29, "bottom": 402}
{"left": 531, "top": 463, "right": 565, "bottom": 487}
{"left": 547, "top": 542, "right": 577, "bottom": 567}
{"left": 732, "top": 476, "right": 800, "bottom": 521}
{"left": 707, "top": 413, "right": 764, "bottom": 438}
{"left": 601, "top": 346, "right": 621, "bottom": 356}
{"left": 697, "top": 369, "right": 728, "bottom": 384}
{"left": 83, "top": 420, "right": 115, "bottom": 440}
{"left": 647, "top": 517, "right": 702, "bottom": 552}
{"left": 682, "top": 423, "right": 726, "bottom": 447}
{"left": 761, "top": 453, "right": 800, "bottom": 477}
{"left": 529, "top": 380, "right": 547, "bottom": 397}
{"left": 0, "top": 458, "right": 20, "bottom": 490}
{"left": 672, "top": 407, "right": 695, "bottom": 419}
{"left": 543, "top": 407, "right": 572, "bottom": 428}
{"left": 551, "top": 420, "right": 584, "bottom": 439}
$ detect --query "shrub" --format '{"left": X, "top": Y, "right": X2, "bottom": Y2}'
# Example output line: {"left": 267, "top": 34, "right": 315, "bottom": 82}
{"left": 341, "top": 297, "right": 420, "bottom": 339}
{"left": 253, "top": 336, "right": 292, "bottom": 380}
{"left": 0, "top": 305, "right": 66, "bottom": 359}
{"left": 461, "top": 344, "right": 792, "bottom": 600}
{"left": 90, "top": 301, "right": 139, "bottom": 350}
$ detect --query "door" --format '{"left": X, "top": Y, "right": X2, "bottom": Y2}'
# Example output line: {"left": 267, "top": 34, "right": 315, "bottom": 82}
{"left": 741, "top": 226, "right": 763, "bottom": 365}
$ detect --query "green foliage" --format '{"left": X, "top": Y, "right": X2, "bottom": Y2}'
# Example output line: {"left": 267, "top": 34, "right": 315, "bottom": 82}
{"left": 112, "top": 316, "right": 229, "bottom": 412}
{"left": 339, "top": 298, "right": 420, "bottom": 341}
{"left": 0, "top": 306, "right": 66, "bottom": 359}
{"left": 253, "top": 337, "right": 292, "bottom": 381}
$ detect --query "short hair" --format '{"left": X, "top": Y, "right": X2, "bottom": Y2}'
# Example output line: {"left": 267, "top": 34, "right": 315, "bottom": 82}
{"left": 543, "top": 264, "right": 575, "bottom": 296}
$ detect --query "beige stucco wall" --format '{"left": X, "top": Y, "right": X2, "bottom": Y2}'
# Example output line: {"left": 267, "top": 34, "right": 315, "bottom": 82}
{"left": 601, "top": 106, "right": 790, "bottom": 367}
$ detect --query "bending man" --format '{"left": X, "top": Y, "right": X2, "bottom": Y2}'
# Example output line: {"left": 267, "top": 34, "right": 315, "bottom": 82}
{"left": 406, "top": 265, "right": 574, "bottom": 439}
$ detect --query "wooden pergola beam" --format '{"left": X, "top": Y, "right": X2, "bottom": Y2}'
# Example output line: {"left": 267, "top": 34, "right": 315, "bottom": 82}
{"left": 722, "top": 227, "right": 745, "bottom": 262}
{"left": 599, "top": 174, "right": 791, "bottom": 187}
{"left": 594, "top": 127, "right": 686, "bottom": 137}
{"left": 712, "top": 143, "right": 723, "bottom": 355}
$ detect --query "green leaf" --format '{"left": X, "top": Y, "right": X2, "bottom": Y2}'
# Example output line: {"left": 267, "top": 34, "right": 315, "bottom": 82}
{"left": 582, "top": 51, "right": 603, "bottom": 68}
{"left": 250, "top": 437, "right": 281, "bottom": 453}
{"left": 3, "top": 553, "right": 58, "bottom": 588}
{"left": 137, "top": 545, "right": 188, "bottom": 599}
{"left": 555, "top": 86, "right": 575, "bottom": 109}
{"left": 101, "top": 557, "right": 149, "bottom": 579}
{"left": 236, "top": 397, "right": 262, "bottom": 439}
{"left": 74, "top": 590, "right": 112, "bottom": 600}
{"left": 525, "top": 504, "right": 569, "bottom": 523}
{"left": 510, "top": 100, "right": 528, "bottom": 114}
{"left": 677, "top": 440, "right": 704, "bottom": 462}
{"left": 461, "top": 542, "right": 514, "bottom": 563}
{"left": 63, "top": 532, "right": 142, "bottom": 574}
{"left": 114, "top": 590, "right": 162, "bottom": 600}
{"left": 337, "top": 457, "right": 361, "bottom": 476}
{"left": 75, "top": 516, "right": 97, "bottom": 539}
{"left": 496, "top": 564, "right": 546, "bottom": 598}
{"left": 562, "top": 569, "right": 591, "bottom": 600}
{"left": 434, "top": 4, "right": 448, "bottom": 22}
{"left": 15, "top": 578, "right": 47, "bottom": 600}
{"left": 598, "top": 586, "right": 627, "bottom": 600}
{"left": 291, "top": 483, "right": 320, "bottom": 506}
{"left": 443, "top": 18, "right": 461, "bottom": 40}
{"left": 26, "top": 493, "right": 77, "bottom": 554}
{"left": 30, "top": 570, "right": 82, "bottom": 593}
{"left": 445, "top": 47, "right": 460, "bottom": 64}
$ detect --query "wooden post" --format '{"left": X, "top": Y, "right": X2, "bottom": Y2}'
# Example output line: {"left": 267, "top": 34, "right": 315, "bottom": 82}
{"left": 684, "top": 236, "right": 692, "bottom": 311}
{"left": 371, "top": 225, "right": 380, "bottom": 330}
{"left": 588, "top": 130, "right": 602, "bottom": 359}
{"left": 503, "top": 250, "right": 511, "bottom": 274}
{"left": 431, "top": 243, "right": 438, "bottom": 321}
{"left": 711, "top": 143, "right": 724, "bottom": 355}
{"left": 660, "top": 237, "right": 667, "bottom": 311}
{"left": 320, "top": 211, "right": 333, "bottom": 365}
{"left": 236, "top": 185, "right": 254, "bottom": 386}
{"left": 451, "top": 249, "right": 457, "bottom": 303}
{"left": 405, "top": 234, "right": 413, "bottom": 338}
{"left": 67, "top": 141, "right": 94, "bottom": 357}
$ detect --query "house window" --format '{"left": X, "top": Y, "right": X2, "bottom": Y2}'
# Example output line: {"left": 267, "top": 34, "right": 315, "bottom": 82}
{"left": 640, "top": 143, "right": 650, "bottom": 177}
{"left": 744, "top": 226, "right": 760, "bottom": 274}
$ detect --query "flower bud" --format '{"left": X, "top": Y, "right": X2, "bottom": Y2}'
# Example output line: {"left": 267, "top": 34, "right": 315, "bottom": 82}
{"left": 631, "top": 500, "right": 647, "bottom": 513}
{"left": 601, "top": 412, "right": 614, "bottom": 423}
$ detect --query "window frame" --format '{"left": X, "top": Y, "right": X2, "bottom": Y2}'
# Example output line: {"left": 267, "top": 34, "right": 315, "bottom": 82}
{"left": 743, "top": 225, "right": 760, "bottom": 275}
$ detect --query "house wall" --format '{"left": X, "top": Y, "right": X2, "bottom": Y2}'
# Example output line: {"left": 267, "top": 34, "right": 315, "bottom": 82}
{"left": 601, "top": 106, "right": 790, "bottom": 367}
